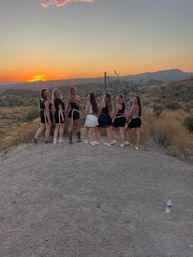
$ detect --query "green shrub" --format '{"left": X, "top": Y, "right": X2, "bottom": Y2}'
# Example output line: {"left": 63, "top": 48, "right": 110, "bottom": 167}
{"left": 22, "top": 107, "right": 39, "bottom": 123}
{"left": 184, "top": 116, "right": 193, "bottom": 132}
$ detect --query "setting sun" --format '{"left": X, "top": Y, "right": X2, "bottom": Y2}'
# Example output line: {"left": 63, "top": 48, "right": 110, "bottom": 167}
{"left": 28, "top": 75, "right": 47, "bottom": 83}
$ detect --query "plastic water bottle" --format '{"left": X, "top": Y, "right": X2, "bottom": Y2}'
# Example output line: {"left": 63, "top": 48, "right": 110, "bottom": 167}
{"left": 165, "top": 200, "right": 172, "bottom": 213}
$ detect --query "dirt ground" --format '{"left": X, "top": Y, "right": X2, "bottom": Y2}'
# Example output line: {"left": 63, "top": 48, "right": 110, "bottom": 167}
{"left": 0, "top": 138, "right": 193, "bottom": 257}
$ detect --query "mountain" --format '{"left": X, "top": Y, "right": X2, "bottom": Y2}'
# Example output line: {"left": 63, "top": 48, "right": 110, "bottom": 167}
{"left": 0, "top": 69, "right": 192, "bottom": 91}
{"left": 121, "top": 69, "right": 193, "bottom": 83}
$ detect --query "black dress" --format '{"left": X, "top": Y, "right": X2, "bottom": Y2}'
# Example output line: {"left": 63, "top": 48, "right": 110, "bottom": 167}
{"left": 112, "top": 102, "right": 126, "bottom": 128}
{"left": 54, "top": 98, "right": 65, "bottom": 124}
{"left": 39, "top": 98, "right": 53, "bottom": 124}
{"left": 98, "top": 103, "right": 112, "bottom": 128}
{"left": 68, "top": 101, "right": 80, "bottom": 120}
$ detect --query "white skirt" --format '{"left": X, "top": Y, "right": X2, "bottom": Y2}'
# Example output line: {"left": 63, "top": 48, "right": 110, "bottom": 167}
{"left": 85, "top": 114, "right": 98, "bottom": 127}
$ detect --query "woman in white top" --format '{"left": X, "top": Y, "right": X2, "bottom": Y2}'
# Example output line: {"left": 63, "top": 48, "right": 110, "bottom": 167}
{"left": 84, "top": 93, "right": 99, "bottom": 146}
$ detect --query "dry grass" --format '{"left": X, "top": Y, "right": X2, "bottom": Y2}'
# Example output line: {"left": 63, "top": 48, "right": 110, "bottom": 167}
{"left": 142, "top": 108, "right": 193, "bottom": 160}
{"left": 0, "top": 120, "right": 39, "bottom": 151}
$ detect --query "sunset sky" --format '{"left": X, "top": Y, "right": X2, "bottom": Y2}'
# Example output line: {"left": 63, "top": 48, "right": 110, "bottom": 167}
{"left": 0, "top": 0, "right": 193, "bottom": 82}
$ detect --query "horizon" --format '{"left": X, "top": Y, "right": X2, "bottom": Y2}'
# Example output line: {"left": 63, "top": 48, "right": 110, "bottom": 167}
{"left": 1, "top": 0, "right": 193, "bottom": 82}
{"left": 0, "top": 68, "right": 192, "bottom": 84}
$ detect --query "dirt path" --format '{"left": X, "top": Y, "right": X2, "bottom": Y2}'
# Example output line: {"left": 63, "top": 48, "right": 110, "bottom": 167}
{"left": 0, "top": 140, "right": 193, "bottom": 257}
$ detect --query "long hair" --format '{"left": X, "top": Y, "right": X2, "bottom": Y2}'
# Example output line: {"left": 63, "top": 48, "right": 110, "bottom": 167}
{"left": 52, "top": 88, "right": 61, "bottom": 104}
{"left": 90, "top": 93, "right": 98, "bottom": 114}
{"left": 118, "top": 94, "right": 125, "bottom": 108}
{"left": 69, "top": 86, "right": 77, "bottom": 96}
{"left": 40, "top": 89, "right": 48, "bottom": 100}
{"left": 136, "top": 96, "right": 142, "bottom": 117}
{"left": 105, "top": 93, "right": 112, "bottom": 112}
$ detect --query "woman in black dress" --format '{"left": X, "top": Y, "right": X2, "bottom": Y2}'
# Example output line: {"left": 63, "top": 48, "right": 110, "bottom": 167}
{"left": 66, "top": 86, "right": 84, "bottom": 144}
{"left": 32, "top": 89, "right": 53, "bottom": 144}
{"left": 52, "top": 88, "right": 65, "bottom": 144}
{"left": 98, "top": 94, "right": 115, "bottom": 147}
{"left": 112, "top": 94, "right": 128, "bottom": 147}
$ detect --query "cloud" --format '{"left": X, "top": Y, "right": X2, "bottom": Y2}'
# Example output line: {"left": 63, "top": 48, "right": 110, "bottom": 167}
{"left": 40, "top": 0, "right": 95, "bottom": 8}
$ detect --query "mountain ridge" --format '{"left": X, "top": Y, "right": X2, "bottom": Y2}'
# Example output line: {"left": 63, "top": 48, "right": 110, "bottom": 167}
{"left": 0, "top": 69, "right": 192, "bottom": 91}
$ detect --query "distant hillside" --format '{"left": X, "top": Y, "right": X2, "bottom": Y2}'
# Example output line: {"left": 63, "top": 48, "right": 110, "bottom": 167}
{"left": 0, "top": 69, "right": 192, "bottom": 92}
{"left": 122, "top": 69, "right": 193, "bottom": 83}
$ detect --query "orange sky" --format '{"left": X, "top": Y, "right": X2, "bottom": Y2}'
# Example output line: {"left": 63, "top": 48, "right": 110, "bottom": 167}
{"left": 0, "top": 0, "right": 193, "bottom": 82}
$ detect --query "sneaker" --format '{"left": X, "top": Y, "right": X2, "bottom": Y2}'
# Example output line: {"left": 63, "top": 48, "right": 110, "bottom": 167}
{"left": 124, "top": 141, "right": 130, "bottom": 146}
{"left": 120, "top": 143, "right": 125, "bottom": 148}
{"left": 94, "top": 141, "right": 99, "bottom": 145}
{"left": 111, "top": 140, "right": 117, "bottom": 145}
{"left": 58, "top": 138, "right": 64, "bottom": 143}
{"left": 90, "top": 141, "right": 95, "bottom": 146}
{"left": 134, "top": 146, "right": 139, "bottom": 151}
{"left": 45, "top": 139, "right": 53, "bottom": 144}
{"left": 32, "top": 138, "right": 38, "bottom": 144}
{"left": 104, "top": 142, "right": 111, "bottom": 147}
{"left": 84, "top": 139, "right": 89, "bottom": 144}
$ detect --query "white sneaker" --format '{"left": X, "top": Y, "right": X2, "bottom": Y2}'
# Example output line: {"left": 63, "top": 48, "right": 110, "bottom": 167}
{"left": 58, "top": 138, "right": 64, "bottom": 143}
{"left": 104, "top": 142, "right": 111, "bottom": 147}
{"left": 90, "top": 141, "right": 95, "bottom": 146}
{"left": 120, "top": 143, "right": 127, "bottom": 147}
{"left": 111, "top": 140, "right": 117, "bottom": 145}
{"left": 94, "top": 141, "right": 99, "bottom": 145}
{"left": 124, "top": 141, "right": 130, "bottom": 146}
{"left": 84, "top": 139, "right": 89, "bottom": 144}
{"left": 134, "top": 146, "right": 139, "bottom": 151}
{"left": 53, "top": 139, "right": 57, "bottom": 144}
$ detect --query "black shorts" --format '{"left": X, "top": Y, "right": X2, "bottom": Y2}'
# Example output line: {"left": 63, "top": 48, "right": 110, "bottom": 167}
{"left": 40, "top": 111, "right": 53, "bottom": 124}
{"left": 128, "top": 118, "right": 142, "bottom": 128}
{"left": 113, "top": 116, "right": 126, "bottom": 128}
{"left": 54, "top": 111, "right": 65, "bottom": 124}
{"left": 98, "top": 113, "right": 112, "bottom": 128}
{"left": 68, "top": 109, "right": 80, "bottom": 120}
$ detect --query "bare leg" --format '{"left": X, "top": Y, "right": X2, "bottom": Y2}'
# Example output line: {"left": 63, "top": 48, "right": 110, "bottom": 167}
{"left": 59, "top": 124, "right": 64, "bottom": 139}
{"left": 136, "top": 128, "right": 141, "bottom": 147}
{"left": 67, "top": 118, "right": 73, "bottom": 133}
{"left": 45, "top": 124, "right": 51, "bottom": 141}
{"left": 96, "top": 127, "right": 100, "bottom": 142}
{"left": 54, "top": 124, "right": 59, "bottom": 141}
{"left": 34, "top": 124, "right": 46, "bottom": 139}
{"left": 106, "top": 127, "right": 112, "bottom": 143}
{"left": 85, "top": 127, "right": 89, "bottom": 141}
{"left": 74, "top": 119, "right": 81, "bottom": 142}
{"left": 119, "top": 127, "right": 126, "bottom": 144}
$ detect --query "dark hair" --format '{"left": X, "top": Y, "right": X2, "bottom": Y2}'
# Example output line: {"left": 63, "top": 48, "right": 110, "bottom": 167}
{"left": 105, "top": 94, "right": 112, "bottom": 112}
{"left": 40, "top": 89, "right": 48, "bottom": 100}
{"left": 136, "top": 96, "right": 142, "bottom": 117}
{"left": 118, "top": 94, "right": 124, "bottom": 101}
{"left": 90, "top": 93, "right": 98, "bottom": 114}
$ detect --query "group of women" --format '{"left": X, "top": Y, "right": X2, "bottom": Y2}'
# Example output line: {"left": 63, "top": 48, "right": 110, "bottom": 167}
{"left": 32, "top": 86, "right": 142, "bottom": 150}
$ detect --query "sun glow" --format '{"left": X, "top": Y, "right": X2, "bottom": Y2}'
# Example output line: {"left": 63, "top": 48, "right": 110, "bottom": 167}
{"left": 28, "top": 75, "right": 47, "bottom": 82}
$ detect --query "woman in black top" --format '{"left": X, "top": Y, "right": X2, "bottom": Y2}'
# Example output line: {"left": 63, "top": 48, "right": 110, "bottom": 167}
{"left": 98, "top": 94, "right": 115, "bottom": 147}
{"left": 112, "top": 94, "right": 128, "bottom": 147}
{"left": 52, "top": 88, "right": 65, "bottom": 144}
{"left": 32, "top": 89, "right": 53, "bottom": 144}
{"left": 66, "top": 86, "right": 84, "bottom": 144}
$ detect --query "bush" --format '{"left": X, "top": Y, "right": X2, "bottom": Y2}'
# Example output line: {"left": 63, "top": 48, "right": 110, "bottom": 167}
{"left": 165, "top": 102, "right": 181, "bottom": 110}
{"left": 22, "top": 107, "right": 39, "bottom": 123}
{"left": 184, "top": 116, "right": 193, "bottom": 132}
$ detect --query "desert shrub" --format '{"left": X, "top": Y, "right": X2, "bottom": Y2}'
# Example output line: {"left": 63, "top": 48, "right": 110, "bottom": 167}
{"left": 150, "top": 115, "right": 193, "bottom": 159}
{"left": 0, "top": 121, "right": 39, "bottom": 151}
{"left": 22, "top": 107, "right": 39, "bottom": 123}
{"left": 0, "top": 129, "right": 6, "bottom": 138}
{"left": 165, "top": 102, "right": 181, "bottom": 110}
{"left": 153, "top": 103, "right": 165, "bottom": 117}
{"left": 184, "top": 116, "right": 193, "bottom": 132}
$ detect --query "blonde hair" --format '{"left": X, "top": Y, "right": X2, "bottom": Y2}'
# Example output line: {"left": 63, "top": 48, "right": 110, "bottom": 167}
{"left": 52, "top": 88, "right": 62, "bottom": 104}
{"left": 69, "top": 86, "right": 77, "bottom": 96}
